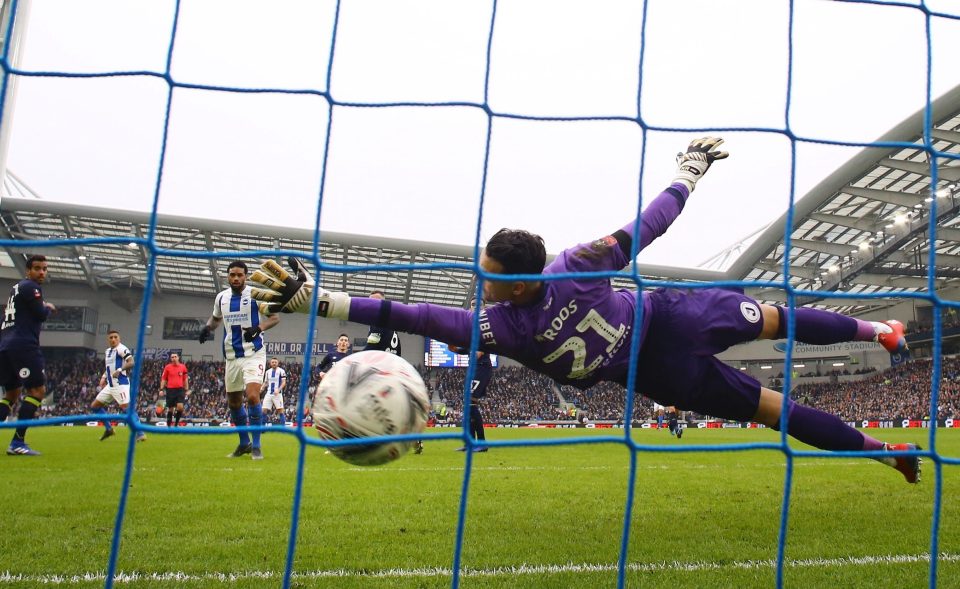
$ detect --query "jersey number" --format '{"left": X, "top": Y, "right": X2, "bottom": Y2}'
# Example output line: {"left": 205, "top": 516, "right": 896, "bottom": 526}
{"left": 542, "top": 309, "right": 626, "bottom": 379}
{"left": 2, "top": 284, "right": 18, "bottom": 330}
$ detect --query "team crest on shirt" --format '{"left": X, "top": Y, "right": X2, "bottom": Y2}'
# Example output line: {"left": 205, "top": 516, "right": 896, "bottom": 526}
{"left": 593, "top": 235, "right": 617, "bottom": 249}
{"left": 18, "top": 368, "right": 30, "bottom": 378}
{"left": 740, "top": 301, "right": 761, "bottom": 323}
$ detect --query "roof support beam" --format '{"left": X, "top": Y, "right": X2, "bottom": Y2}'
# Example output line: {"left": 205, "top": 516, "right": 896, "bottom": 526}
{"left": 203, "top": 232, "right": 223, "bottom": 292}
{"left": 404, "top": 251, "right": 417, "bottom": 305}
{"left": 885, "top": 250, "right": 960, "bottom": 266}
{"left": 0, "top": 213, "right": 26, "bottom": 276}
{"left": 754, "top": 261, "right": 820, "bottom": 280}
{"left": 931, "top": 128, "right": 960, "bottom": 145}
{"left": 61, "top": 216, "right": 98, "bottom": 290}
{"left": 865, "top": 266, "right": 960, "bottom": 280}
{"left": 841, "top": 186, "right": 925, "bottom": 208}
{"left": 790, "top": 238, "right": 858, "bottom": 258}
{"left": 809, "top": 212, "right": 880, "bottom": 233}
{"left": 878, "top": 158, "right": 960, "bottom": 182}
{"left": 851, "top": 273, "right": 938, "bottom": 289}
{"left": 133, "top": 224, "right": 162, "bottom": 296}
{"left": 930, "top": 226, "right": 960, "bottom": 242}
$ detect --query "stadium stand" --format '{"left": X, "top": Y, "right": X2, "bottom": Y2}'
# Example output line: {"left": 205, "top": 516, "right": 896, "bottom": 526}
{"left": 39, "top": 356, "right": 960, "bottom": 425}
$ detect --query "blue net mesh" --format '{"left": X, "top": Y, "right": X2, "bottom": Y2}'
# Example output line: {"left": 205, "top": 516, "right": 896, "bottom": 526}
{"left": 0, "top": 0, "right": 956, "bottom": 587}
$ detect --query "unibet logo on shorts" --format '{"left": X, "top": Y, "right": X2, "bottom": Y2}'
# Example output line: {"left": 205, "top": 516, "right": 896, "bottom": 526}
{"left": 740, "top": 302, "right": 761, "bottom": 323}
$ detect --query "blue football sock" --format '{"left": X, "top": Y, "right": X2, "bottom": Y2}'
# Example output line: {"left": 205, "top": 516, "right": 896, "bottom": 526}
{"left": 231, "top": 406, "right": 250, "bottom": 446}
{"left": 248, "top": 403, "right": 263, "bottom": 448}
{"left": 93, "top": 406, "right": 113, "bottom": 431}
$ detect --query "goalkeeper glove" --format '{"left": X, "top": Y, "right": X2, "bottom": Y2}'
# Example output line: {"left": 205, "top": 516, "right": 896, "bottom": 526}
{"left": 198, "top": 326, "right": 212, "bottom": 344}
{"left": 672, "top": 136, "right": 729, "bottom": 192}
{"left": 243, "top": 326, "right": 262, "bottom": 342}
{"left": 249, "top": 257, "right": 351, "bottom": 318}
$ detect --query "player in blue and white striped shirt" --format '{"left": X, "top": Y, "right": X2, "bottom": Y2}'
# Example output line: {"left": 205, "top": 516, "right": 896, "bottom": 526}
{"left": 200, "top": 261, "right": 279, "bottom": 460}
{"left": 90, "top": 329, "right": 146, "bottom": 442}
{"left": 260, "top": 357, "right": 286, "bottom": 426}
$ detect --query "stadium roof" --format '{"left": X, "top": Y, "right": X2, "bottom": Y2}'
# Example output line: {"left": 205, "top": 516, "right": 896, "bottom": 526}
{"left": 1, "top": 84, "right": 959, "bottom": 315}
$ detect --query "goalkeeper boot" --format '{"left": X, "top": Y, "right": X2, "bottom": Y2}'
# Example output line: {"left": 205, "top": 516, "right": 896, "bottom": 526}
{"left": 884, "top": 443, "right": 921, "bottom": 484}
{"left": 100, "top": 429, "right": 115, "bottom": 441}
{"left": 135, "top": 432, "right": 147, "bottom": 442}
{"left": 227, "top": 443, "right": 253, "bottom": 458}
{"left": 875, "top": 320, "right": 908, "bottom": 354}
{"left": 251, "top": 447, "right": 263, "bottom": 460}
{"left": 414, "top": 441, "right": 424, "bottom": 454}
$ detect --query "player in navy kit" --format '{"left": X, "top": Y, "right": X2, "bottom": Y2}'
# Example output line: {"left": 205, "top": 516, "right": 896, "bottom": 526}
{"left": 250, "top": 137, "right": 920, "bottom": 484}
{"left": 0, "top": 255, "right": 56, "bottom": 456}
{"left": 363, "top": 291, "right": 402, "bottom": 356}
{"left": 453, "top": 349, "right": 492, "bottom": 453}
{"left": 363, "top": 290, "right": 426, "bottom": 453}
{"left": 313, "top": 334, "right": 351, "bottom": 453}
{"left": 317, "top": 333, "right": 351, "bottom": 377}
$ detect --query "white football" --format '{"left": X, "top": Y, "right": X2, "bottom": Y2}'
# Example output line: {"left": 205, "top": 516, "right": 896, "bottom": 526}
{"left": 312, "top": 350, "right": 430, "bottom": 466}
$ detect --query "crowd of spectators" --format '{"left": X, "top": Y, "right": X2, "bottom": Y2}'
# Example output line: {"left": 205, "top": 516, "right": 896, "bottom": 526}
{"left": 792, "top": 356, "right": 960, "bottom": 421}
{"left": 433, "top": 366, "right": 559, "bottom": 422}
{"left": 28, "top": 354, "right": 960, "bottom": 424}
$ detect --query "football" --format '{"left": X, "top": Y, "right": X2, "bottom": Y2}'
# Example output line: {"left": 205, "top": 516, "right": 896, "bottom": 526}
{"left": 312, "top": 350, "right": 430, "bottom": 466}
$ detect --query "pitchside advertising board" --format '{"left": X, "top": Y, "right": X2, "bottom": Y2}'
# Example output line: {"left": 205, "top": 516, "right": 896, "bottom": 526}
{"left": 81, "top": 419, "right": 960, "bottom": 428}
{"left": 141, "top": 348, "right": 182, "bottom": 360}
{"left": 264, "top": 341, "right": 340, "bottom": 356}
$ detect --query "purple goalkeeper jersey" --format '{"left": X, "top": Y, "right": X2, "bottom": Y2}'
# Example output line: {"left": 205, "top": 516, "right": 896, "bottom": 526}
{"left": 348, "top": 183, "right": 690, "bottom": 390}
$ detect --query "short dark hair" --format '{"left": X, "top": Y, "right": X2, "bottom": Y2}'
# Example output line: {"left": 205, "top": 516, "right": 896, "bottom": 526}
{"left": 26, "top": 254, "right": 47, "bottom": 270}
{"left": 227, "top": 260, "right": 248, "bottom": 273}
{"left": 339, "top": 333, "right": 349, "bottom": 339}
{"left": 370, "top": 289, "right": 385, "bottom": 297}
{"left": 107, "top": 329, "right": 120, "bottom": 336}
{"left": 484, "top": 229, "right": 546, "bottom": 275}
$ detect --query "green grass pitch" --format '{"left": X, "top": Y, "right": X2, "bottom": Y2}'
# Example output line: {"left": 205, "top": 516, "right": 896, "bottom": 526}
{"left": 0, "top": 425, "right": 956, "bottom": 588}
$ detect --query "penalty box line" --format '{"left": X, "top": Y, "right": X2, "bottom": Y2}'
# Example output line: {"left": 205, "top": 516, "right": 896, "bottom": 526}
{"left": 2, "top": 552, "right": 958, "bottom": 584}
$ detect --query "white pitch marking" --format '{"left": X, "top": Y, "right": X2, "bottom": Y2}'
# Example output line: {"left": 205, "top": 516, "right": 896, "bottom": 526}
{"left": 2, "top": 553, "right": 956, "bottom": 584}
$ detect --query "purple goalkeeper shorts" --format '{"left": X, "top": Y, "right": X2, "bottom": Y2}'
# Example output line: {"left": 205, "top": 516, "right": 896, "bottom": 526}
{"left": 635, "top": 288, "right": 765, "bottom": 421}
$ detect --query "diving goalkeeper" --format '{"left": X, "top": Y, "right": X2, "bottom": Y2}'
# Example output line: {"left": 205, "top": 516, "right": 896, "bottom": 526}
{"left": 249, "top": 137, "right": 920, "bottom": 484}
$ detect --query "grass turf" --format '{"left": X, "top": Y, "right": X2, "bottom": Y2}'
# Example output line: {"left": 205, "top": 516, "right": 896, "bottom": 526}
{"left": 0, "top": 425, "right": 955, "bottom": 588}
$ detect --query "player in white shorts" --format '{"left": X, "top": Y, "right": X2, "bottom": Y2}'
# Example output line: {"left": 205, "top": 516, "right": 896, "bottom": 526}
{"left": 653, "top": 402, "right": 666, "bottom": 430}
{"left": 90, "top": 329, "right": 145, "bottom": 442}
{"left": 260, "top": 357, "right": 287, "bottom": 426}
{"left": 200, "top": 260, "right": 279, "bottom": 460}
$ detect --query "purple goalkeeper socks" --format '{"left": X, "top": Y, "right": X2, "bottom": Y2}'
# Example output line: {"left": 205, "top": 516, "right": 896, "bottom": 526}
{"left": 776, "top": 306, "right": 875, "bottom": 345}
{"left": 774, "top": 400, "right": 870, "bottom": 452}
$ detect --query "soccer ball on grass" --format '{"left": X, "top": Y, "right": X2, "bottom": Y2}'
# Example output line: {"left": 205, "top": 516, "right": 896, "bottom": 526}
{"left": 312, "top": 350, "right": 430, "bottom": 466}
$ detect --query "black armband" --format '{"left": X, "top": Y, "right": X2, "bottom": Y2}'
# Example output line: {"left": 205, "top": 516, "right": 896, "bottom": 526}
{"left": 665, "top": 185, "right": 687, "bottom": 208}
{"left": 376, "top": 300, "right": 392, "bottom": 327}
{"left": 612, "top": 229, "right": 632, "bottom": 258}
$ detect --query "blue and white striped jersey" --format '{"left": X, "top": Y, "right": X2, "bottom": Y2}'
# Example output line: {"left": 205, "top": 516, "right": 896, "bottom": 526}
{"left": 263, "top": 367, "right": 286, "bottom": 395}
{"left": 212, "top": 286, "right": 264, "bottom": 360}
{"left": 105, "top": 343, "right": 132, "bottom": 387}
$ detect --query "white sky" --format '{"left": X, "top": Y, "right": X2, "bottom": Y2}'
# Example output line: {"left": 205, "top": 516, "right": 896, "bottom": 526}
{"left": 5, "top": 0, "right": 960, "bottom": 269}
